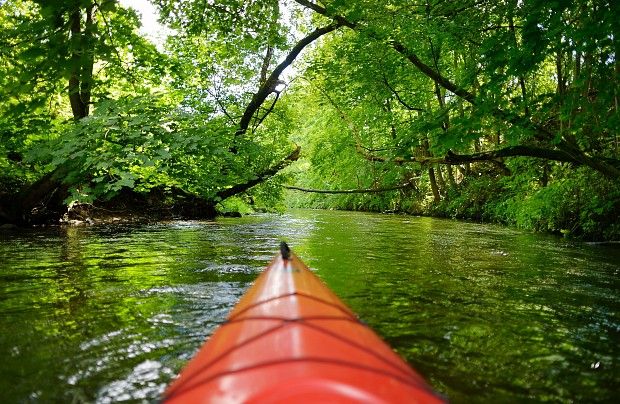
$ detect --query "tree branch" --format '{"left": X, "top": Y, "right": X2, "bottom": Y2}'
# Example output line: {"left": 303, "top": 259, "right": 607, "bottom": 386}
{"left": 294, "top": 0, "right": 356, "bottom": 28}
{"left": 382, "top": 75, "right": 424, "bottom": 111}
{"left": 357, "top": 144, "right": 586, "bottom": 167}
{"left": 426, "top": 145, "right": 580, "bottom": 165}
{"left": 284, "top": 181, "right": 417, "bottom": 194}
{"left": 253, "top": 91, "right": 281, "bottom": 131}
{"left": 293, "top": 1, "right": 556, "bottom": 136}
{"left": 205, "top": 86, "right": 236, "bottom": 125}
{"left": 214, "top": 145, "right": 301, "bottom": 200}
{"left": 235, "top": 22, "right": 341, "bottom": 137}
{"left": 259, "top": 45, "right": 274, "bottom": 85}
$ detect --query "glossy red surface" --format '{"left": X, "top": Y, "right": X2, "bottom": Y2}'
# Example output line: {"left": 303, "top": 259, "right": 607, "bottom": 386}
{"left": 164, "top": 252, "right": 444, "bottom": 403}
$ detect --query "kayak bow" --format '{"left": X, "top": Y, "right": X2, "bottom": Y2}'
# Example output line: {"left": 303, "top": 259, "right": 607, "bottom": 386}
{"left": 164, "top": 244, "right": 444, "bottom": 403}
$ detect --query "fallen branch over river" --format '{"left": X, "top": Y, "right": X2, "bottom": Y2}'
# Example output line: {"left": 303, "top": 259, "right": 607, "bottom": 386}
{"left": 284, "top": 181, "right": 417, "bottom": 194}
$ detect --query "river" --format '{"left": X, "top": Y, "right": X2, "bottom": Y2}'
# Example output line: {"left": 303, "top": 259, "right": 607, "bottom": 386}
{"left": 1, "top": 210, "right": 618, "bottom": 402}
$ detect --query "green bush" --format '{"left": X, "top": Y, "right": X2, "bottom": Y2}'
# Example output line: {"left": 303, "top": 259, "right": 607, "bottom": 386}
{"left": 485, "top": 168, "right": 620, "bottom": 240}
{"left": 427, "top": 164, "right": 620, "bottom": 241}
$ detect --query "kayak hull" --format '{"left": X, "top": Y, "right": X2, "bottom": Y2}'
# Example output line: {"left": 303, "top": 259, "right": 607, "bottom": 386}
{"left": 164, "top": 252, "right": 444, "bottom": 403}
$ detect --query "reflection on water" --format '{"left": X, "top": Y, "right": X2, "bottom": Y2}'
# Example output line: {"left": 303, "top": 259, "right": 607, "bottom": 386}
{"left": 0, "top": 210, "right": 619, "bottom": 402}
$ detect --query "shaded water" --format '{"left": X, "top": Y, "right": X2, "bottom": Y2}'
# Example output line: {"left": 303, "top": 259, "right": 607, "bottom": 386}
{"left": 0, "top": 210, "right": 618, "bottom": 403}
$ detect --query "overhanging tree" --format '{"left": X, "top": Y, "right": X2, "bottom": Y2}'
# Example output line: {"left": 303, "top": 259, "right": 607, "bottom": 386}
{"left": 0, "top": 0, "right": 338, "bottom": 224}
{"left": 292, "top": 0, "right": 620, "bottom": 178}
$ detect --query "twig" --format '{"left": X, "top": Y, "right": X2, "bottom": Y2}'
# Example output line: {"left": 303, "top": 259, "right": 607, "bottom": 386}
{"left": 284, "top": 181, "right": 418, "bottom": 194}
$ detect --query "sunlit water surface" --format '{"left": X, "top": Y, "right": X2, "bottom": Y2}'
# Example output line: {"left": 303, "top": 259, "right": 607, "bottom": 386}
{"left": 1, "top": 210, "right": 618, "bottom": 402}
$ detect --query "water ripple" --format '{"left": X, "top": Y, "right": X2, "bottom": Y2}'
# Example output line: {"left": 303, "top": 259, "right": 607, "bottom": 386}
{"left": 0, "top": 210, "right": 618, "bottom": 402}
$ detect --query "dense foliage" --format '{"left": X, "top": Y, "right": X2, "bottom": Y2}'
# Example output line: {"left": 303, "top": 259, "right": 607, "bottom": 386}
{"left": 0, "top": 0, "right": 618, "bottom": 239}
{"left": 0, "top": 0, "right": 299, "bottom": 223}
{"left": 284, "top": 0, "right": 620, "bottom": 240}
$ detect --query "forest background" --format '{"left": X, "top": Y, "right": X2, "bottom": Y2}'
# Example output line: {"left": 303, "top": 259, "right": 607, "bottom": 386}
{"left": 0, "top": 0, "right": 618, "bottom": 241}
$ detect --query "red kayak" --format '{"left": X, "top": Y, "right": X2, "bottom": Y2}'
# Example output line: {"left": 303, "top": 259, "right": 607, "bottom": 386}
{"left": 164, "top": 243, "right": 444, "bottom": 403}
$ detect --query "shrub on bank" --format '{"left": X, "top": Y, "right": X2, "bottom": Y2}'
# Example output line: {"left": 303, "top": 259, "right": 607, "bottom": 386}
{"left": 432, "top": 167, "right": 620, "bottom": 241}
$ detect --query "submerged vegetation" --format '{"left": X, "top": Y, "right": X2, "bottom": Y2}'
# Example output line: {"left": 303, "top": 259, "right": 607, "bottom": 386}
{"left": 0, "top": 0, "right": 618, "bottom": 240}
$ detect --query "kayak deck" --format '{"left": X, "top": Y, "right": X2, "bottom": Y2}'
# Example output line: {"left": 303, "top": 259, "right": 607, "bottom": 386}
{"left": 164, "top": 247, "right": 444, "bottom": 403}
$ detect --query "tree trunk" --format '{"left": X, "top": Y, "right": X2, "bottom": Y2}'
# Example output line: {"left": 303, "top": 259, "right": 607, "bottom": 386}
{"left": 446, "top": 164, "right": 457, "bottom": 187}
{"left": 435, "top": 164, "right": 446, "bottom": 194}
{"left": 68, "top": 10, "right": 86, "bottom": 119}
{"left": 422, "top": 136, "right": 440, "bottom": 202}
{"left": 541, "top": 162, "right": 549, "bottom": 187}
{"left": 68, "top": 7, "right": 94, "bottom": 120}
{"left": 428, "top": 167, "right": 441, "bottom": 203}
{"left": 7, "top": 168, "right": 70, "bottom": 225}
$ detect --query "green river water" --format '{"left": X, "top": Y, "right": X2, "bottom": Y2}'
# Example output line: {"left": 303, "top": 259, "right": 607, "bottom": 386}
{"left": 1, "top": 209, "right": 618, "bottom": 403}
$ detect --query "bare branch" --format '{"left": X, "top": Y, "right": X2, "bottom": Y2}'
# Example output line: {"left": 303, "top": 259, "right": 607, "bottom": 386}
{"left": 284, "top": 181, "right": 417, "bottom": 194}
{"left": 205, "top": 86, "right": 236, "bottom": 125}
{"left": 382, "top": 75, "right": 424, "bottom": 111}
{"left": 354, "top": 142, "right": 596, "bottom": 170}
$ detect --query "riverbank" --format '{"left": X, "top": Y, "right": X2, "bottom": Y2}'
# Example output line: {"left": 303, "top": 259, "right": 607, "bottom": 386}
{"left": 58, "top": 202, "right": 241, "bottom": 226}
{"left": 3, "top": 171, "right": 618, "bottom": 243}
{"left": 0, "top": 186, "right": 220, "bottom": 227}
{"left": 8, "top": 199, "right": 617, "bottom": 245}
{"left": 285, "top": 167, "right": 620, "bottom": 242}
